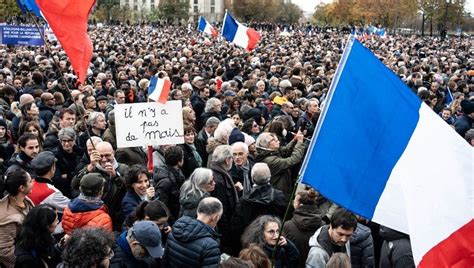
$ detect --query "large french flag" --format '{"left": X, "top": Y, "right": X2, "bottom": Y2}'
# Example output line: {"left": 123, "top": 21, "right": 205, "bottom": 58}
{"left": 221, "top": 12, "right": 260, "bottom": 51}
{"left": 148, "top": 76, "right": 171, "bottom": 104}
{"left": 198, "top": 16, "right": 218, "bottom": 37}
{"left": 300, "top": 36, "right": 473, "bottom": 267}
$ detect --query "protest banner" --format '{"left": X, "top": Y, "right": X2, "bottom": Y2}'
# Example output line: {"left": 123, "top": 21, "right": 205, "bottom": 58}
{"left": 0, "top": 25, "right": 44, "bottom": 46}
{"left": 114, "top": 100, "right": 184, "bottom": 148}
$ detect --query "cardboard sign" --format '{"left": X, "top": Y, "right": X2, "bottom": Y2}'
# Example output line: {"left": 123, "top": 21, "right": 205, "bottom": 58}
{"left": 115, "top": 101, "right": 184, "bottom": 148}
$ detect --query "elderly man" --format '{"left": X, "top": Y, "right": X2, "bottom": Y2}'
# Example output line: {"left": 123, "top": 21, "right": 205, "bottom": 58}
{"left": 73, "top": 141, "right": 129, "bottom": 230}
{"left": 255, "top": 131, "right": 306, "bottom": 201}
{"left": 239, "top": 163, "right": 286, "bottom": 227}
{"left": 229, "top": 141, "right": 254, "bottom": 197}
{"left": 209, "top": 145, "right": 238, "bottom": 255}
{"left": 200, "top": 97, "right": 223, "bottom": 131}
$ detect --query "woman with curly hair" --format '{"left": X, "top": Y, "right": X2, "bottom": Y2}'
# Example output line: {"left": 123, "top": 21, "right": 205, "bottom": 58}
{"left": 14, "top": 204, "right": 61, "bottom": 267}
{"left": 241, "top": 215, "right": 300, "bottom": 268}
{"left": 59, "top": 227, "right": 115, "bottom": 268}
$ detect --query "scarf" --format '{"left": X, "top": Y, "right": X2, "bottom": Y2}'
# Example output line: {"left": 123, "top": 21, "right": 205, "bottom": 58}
{"left": 188, "top": 144, "right": 203, "bottom": 167}
{"left": 78, "top": 193, "right": 104, "bottom": 206}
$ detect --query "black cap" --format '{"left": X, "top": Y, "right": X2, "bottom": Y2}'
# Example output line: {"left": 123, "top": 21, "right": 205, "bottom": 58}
{"left": 31, "top": 151, "right": 56, "bottom": 172}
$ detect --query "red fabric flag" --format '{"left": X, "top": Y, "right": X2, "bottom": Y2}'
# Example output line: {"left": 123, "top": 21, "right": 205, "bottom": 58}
{"left": 35, "top": 0, "right": 95, "bottom": 83}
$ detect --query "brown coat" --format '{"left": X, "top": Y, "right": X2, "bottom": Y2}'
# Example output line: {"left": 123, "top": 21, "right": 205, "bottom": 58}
{"left": 0, "top": 196, "right": 34, "bottom": 268}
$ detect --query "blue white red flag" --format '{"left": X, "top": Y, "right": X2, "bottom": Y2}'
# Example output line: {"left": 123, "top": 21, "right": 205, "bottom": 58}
{"left": 148, "top": 76, "right": 171, "bottom": 104}
{"left": 198, "top": 16, "right": 217, "bottom": 37}
{"left": 221, "top": 12, "right": 260, "bottom": 51}
{"left": 300, "top": 35, "right": 473, "bottom": 267}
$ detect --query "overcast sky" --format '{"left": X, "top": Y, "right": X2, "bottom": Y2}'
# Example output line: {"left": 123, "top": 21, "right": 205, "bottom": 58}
{"left": 293, "top": 0, "right": 474, "bottom": 14}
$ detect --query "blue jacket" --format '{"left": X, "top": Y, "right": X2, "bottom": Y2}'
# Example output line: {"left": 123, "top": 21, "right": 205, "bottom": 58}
{"left": 164, "top": 216, "right": 220, "bottom": 268}
{"left": 350, "top": 223, "right": 375, "bottom": 268}
{"left": 110, "top": 231, "right": 153, "bottom": 268}
{"left": 122, "top": 191, "right": 143, "bottom": 218}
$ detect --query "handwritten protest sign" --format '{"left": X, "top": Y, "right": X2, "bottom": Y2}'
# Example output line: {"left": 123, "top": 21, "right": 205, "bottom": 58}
{"left": 115, "top": 101, "right": 184, "bottom": 148}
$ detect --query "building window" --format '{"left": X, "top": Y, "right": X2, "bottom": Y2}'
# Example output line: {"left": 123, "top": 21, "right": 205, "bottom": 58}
{"left": 151, "top": 3, "right": 154, "bottom": 9}
{"left": 194, "top": 5, "right": 198, "bottom": 12}
{"left": 211, "top": 0, "right": 215, "bottom": 5}
{"left": 134, "top": 5, "right": 138, "bottom": 10}
{"left": 194, "top": 15, "right": 199, "bottom": 22}
{"left": 142, "top": 0, "right": 145, "bottom": 3}
{"left": 211, "top": 7, "right": 215, "bottom": 13}
{"left": 194, "top": 0, "right": 198, "bottom": 4}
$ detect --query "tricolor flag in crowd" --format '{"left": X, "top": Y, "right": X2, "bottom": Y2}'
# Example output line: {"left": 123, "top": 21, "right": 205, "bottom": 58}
{"left": 148, "top": 76, "right": 171, "bottom": 104}
{"left": 198, "top": 16, "right": 218, "bottom": 37}
{"left": 300, "top": 36, "right": 473, "bottom": 267}
{"left": 221, "top": 12, "right": 261, "bottom": 51}
{"left": 34, "top": 0, "right": 95, "bottom": 84}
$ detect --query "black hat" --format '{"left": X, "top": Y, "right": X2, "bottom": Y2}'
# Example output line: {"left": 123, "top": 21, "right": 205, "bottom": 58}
{"left": 80, "top": 173, "right": 105, "bottom": 196}
{"left": 228, "top": 127, "right": 245, "bottom": 145}
{"left": 31, "top": 151, "right": 56, "bottom": 173}
{"left": 0, "top": 119, "right": 7, "bottom": 129}
{"left": 96, "top": 95, "right": 108, "bottom": 102}
{"left": 460, "top": 100, "right": 474, "bottom": 114}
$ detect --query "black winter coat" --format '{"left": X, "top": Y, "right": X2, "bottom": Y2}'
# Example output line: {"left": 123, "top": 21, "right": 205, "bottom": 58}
{"left": 239, "top": 184, "right": 286, "bottom": 228}
{"left": 282, "top": 205, "right": 322, "bottom": 268}
{"left": 154, "top": 165, "right": 185, "bottom": 221}
{"left": 164, "top": 216, "right": 220, "bottom": 268}
{"left": 379, "top": 226, "right": 415, "bottom": 268}
{"left": 178, "top": 144, "right": 201, "bottom": 178}
{"left": 350, "top": 223, "right": 375, "bottom": 268}
{"left": 262, "top": 240, "right": 300, "bottom": 268}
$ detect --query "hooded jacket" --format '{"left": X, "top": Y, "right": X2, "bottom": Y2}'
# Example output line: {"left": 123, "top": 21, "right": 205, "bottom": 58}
{"left": 164, "top": 216, "right": 220, "bottom": 268}
{"left": 350, "top": 223, "right": 375, "bottom": 268}
{"left": 5, "top": 152, "right": 34, "bottom": 176}
{"left": 62, "top": 197, "right": 113, "bottom": 235}
{"left": 379, "top": 226, "right": 415, "bottom": 268}
{"left": 306, "top": 225, "right": 351, "bottom": 268}
{"left": 239, "top": 184, "right": 286, "bottom": 227}
{"left": 283, "top": 205, "right": 322, "bottom": 268}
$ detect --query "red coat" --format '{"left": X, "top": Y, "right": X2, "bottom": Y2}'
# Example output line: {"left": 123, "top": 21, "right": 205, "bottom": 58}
{"left": 62, "top": 198, "right": 112, "bottom": 235}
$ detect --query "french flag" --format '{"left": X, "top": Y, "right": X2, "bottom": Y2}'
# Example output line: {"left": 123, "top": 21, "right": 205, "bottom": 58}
{"left": 148, "top": 76, "right": 171, "bottom": 104}
{"left": 300, "top": 36, "right": 473, "bottom": 267}
{"left": 221, "top": 12, "right": 260, "bottom": 51}
{"left": 198, "top": 16, "right": 217, "bottom": 37}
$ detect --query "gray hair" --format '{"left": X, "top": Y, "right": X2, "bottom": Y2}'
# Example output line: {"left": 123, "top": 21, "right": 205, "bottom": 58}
{"left": 180, "top": 168, "right": 213, "bottom": 199}
{"left": 211, "top": 145, "right": 232, "bottom": 165}
{"left": 197, "top": 197, "right": 223, "bottom": 216}
{"left": 251, "top": 163, "right": 271, "bottom": 185}
{"left": 181, "top": 82, "right": 193, "bottom": 91}
{"left": 205, "top": 116, "right": 220, "bottom": 128}
{"left": 256, "top": 80, "right": 265, "bottom": 87}
{"left": 58, "top": 127, "right": 76, "bottom": 140}
{"left": 204, "top": 97, "right": 222, "bottom": 113}
{"left": 241, "top": 215, "right": 282, "bottom": 248}
{"left": 231, "top": 142, "right": 248, "bottom": 154}
{"left": 213, "top": 119, "right": 235, "bottom": 143}
{"left": 255, "top": 132, "right": 276, "bottom": 149}
{"left": 279, "top": 79, "right": 292, "bottom": 89}
{"left": 87, "top": 111, "right": 105, "bottom": 127}
{"left": 221, "top": 82, "right": 231, "bottom": 92}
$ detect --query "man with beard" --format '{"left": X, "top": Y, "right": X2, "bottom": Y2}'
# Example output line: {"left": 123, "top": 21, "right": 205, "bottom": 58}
{"left": 5, "top": 133, "right": 40, "bottom": 175}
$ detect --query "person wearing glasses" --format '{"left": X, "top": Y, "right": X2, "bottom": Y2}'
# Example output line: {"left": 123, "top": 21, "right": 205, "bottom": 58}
{"left": 241, "top": 215, "right": 299, "bottom": 268}
{"left": 54, "top": 128, "right": 83, "bottom": 198}
{"left": 73, "top": 141, "right": 129, "bottom": 231}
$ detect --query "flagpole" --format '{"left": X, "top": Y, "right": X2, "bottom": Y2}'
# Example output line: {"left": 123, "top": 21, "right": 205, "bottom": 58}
{"left": 270, "top": 177, "right": 301, "bottom": 263}
{"left": 23, "top": 9, "right": 97, "bottom": 150}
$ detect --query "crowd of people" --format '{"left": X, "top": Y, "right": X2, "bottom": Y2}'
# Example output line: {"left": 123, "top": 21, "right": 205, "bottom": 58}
{"left": 0, "top": 21, "right": 473, "bottom": 268}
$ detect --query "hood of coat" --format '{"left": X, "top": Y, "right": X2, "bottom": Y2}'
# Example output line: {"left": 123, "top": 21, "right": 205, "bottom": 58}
{"left": 291, "top": 205, "right": 322, "bottom": 232}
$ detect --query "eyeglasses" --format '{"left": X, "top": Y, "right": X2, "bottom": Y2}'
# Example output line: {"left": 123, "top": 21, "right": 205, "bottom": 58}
{"left": 208, "top": 179, "right": 215, "bottom": 185}
{"left": 60, "top": 139, "right": 74, "bottom": 143}
{"left": 252, "top": 124, "right": 259, "bottom": 127}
